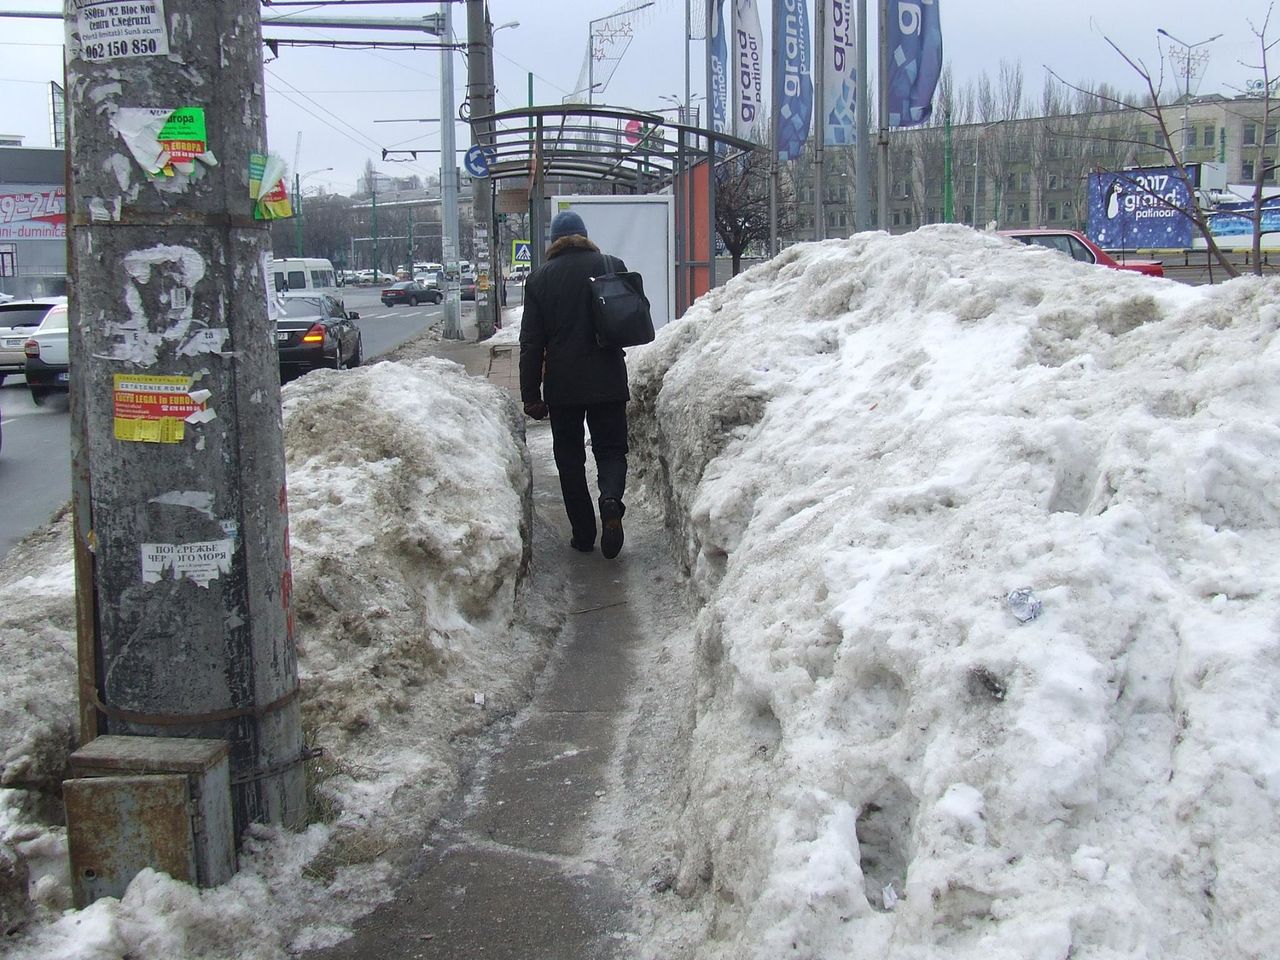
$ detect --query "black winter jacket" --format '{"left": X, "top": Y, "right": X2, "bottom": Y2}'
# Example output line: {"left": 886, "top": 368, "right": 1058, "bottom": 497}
{"left": 519, "top": 236, "right": 631, "bottom": 406}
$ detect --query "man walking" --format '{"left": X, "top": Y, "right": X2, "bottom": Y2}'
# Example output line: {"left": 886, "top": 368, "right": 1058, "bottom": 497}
{"left": 519, "top": 211, "right": 628, "bottom": 559}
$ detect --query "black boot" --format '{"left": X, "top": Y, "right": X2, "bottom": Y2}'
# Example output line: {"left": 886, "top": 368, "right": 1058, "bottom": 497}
{"left": 599, "top": 498, "right": 625, "bottom": 559}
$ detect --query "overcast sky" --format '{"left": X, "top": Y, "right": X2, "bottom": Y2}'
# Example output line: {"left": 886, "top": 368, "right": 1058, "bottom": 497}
{"left": 1, "top": 0, "right": 1275, "bottom": 195}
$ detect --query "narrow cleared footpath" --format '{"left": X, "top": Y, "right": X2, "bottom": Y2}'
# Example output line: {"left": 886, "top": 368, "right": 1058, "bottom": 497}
{"left": 308, "top": 324, "right": 694, "bottom": 960}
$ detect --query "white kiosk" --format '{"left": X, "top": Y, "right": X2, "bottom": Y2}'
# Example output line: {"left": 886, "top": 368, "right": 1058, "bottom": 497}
{"left": 549, "top": 194, "right": 676, "bottom": 332}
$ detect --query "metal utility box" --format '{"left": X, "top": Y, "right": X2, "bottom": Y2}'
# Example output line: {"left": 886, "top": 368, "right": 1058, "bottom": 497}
{"left": 65, "top": 736, "right": 236, "bottom": 906}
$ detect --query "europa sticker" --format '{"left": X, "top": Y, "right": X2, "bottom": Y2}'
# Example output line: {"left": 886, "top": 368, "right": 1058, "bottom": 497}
{"left": 113, "top": 373, "right": 208, "bottom": 443}
{"left": 74, "top": 0, "right": 171, "bottom": 62}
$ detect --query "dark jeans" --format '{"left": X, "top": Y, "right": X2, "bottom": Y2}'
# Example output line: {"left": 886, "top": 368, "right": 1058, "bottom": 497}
{"left": 548, "top": 401, "right": 628, "bottom": 545}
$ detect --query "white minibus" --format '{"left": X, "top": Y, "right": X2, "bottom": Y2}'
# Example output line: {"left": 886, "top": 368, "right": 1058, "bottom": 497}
{"left": 271, "top": 257, "right": 342, "bottom": 296}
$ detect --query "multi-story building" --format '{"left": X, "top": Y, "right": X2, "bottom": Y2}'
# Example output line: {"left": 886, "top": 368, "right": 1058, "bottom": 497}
{"left": 0, "top": 145, "right": 67, "bottom": 299}
{"left": 794, "top": 93, "right": 1278, "bottom": 248}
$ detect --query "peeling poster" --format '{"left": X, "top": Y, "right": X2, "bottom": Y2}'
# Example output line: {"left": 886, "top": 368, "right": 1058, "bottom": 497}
{"left": 113, "top": 373, "right": 207, "bottom": 443}
{"left": 141, "top": 539, "right": 234, "bottom": 588}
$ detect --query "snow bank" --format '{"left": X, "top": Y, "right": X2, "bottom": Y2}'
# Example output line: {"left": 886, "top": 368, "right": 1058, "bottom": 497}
{"left": 0, "top": 357, "right": 545, "bottom": 957}
{"left": 628, "top": 225, "right": 1280, "bottom": 960}
{"left": 282, "top": 358, "right": 537, "bottom": 862}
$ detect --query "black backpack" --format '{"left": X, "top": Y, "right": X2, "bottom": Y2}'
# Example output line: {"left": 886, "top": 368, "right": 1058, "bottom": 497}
{"left": 588, "top": 255, "right": 655, "bottom": 349}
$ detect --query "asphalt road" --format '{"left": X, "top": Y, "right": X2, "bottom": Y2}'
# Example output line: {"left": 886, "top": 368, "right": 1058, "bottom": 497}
{"left": 0, "top": 382, "right": 71, "bottom": 559}
{"left": 340, "top": 285, "right": 445, "bottom": 357}
{"left": 0, "top": 287, "right": 453, "bottom": 562}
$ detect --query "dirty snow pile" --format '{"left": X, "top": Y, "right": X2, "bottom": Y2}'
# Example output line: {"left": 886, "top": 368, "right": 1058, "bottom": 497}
{"left": 0, "top": 357, "right": 551, "bottom": 958}
{"left": 487, "top": 312, "right": 522, "bottom": 346}
{"left": 627, "top": 225, "right": 1280, "bottom": 960}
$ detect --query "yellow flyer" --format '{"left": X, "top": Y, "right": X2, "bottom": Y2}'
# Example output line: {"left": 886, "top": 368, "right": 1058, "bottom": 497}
{"left": 113, "top": 373, "right": 204, "bottom": 443}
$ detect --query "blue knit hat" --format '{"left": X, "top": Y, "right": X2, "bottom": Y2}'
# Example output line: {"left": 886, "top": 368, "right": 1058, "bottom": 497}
{"left": 550, "top": 210, "right": 588, "bottom": 241}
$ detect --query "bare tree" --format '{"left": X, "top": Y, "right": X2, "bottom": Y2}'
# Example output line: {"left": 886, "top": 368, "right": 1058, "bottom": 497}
{"left": 359, "top": 158, "right": 378, "bottom": 199}
{"left": 715, "top": 148, "right": 791, "bottom": 275}
{"left": 1046, "top": 11, "right": 1280, "bottom": 277}
{"left": 1236, "top": 6, "right": 1280, "bottom": 270}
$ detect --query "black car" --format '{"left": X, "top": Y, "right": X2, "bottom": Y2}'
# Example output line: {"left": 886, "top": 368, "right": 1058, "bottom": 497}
{"left": 381, "top": 280, "right": 441, "bottom": 307}
{"left": 276, "top": 293, "right": 363, "bottom": 379}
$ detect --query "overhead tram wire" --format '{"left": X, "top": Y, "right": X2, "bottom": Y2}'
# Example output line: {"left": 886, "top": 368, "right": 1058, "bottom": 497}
{"left": 264, "top": 81, "right": 434, "bottom": 180}
{"left": 262, "top": 0, "right": 435, "bottom": 5}
{"left": 264, "top": 38, "right": 453, "bottom": 50}
{"left": 266, "top": 67, "right": 390, "bottom": 152}
{"left": 261, "top": 7, "right": 464, "bottom": 179}
{"left": 265, "top": 65, "right": 434, "bottom": 179}
{"left": 491, "top": 46, "right": 575, "bottom": 104}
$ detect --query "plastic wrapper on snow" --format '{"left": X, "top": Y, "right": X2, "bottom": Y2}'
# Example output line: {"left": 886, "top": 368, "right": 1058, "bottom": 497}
{"left": 628, "top": 225, "right": 1280, "bottom": 960}
{"left": 281, "top": 357, "right": 535, "bottom": 858}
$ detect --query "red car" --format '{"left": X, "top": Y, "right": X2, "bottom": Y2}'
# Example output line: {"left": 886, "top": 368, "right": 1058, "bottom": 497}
{"left": 1001, "top": 229, "right": 1164, "bottom": 278}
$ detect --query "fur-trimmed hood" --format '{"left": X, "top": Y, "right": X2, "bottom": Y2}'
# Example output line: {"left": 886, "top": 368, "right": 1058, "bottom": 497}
{"left": 546, "top": 234, "right": 599, "bottom": 259}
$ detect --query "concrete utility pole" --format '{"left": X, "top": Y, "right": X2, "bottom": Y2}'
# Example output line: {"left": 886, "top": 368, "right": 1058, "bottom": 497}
{"left": 467, "top": 0, "right": 497, "bottom": 340}
{"left": 65, "top": 0, "right": 305, "bottom": 834}
{"left": 441, "top": 1, "right": 464, "bottom": 339}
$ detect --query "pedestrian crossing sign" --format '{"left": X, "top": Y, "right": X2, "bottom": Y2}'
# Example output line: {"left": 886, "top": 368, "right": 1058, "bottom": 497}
{"left": 511, "top": 240, "right": 532, "bottom": 265}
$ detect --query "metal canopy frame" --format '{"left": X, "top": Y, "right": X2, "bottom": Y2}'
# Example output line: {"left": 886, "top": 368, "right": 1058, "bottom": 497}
{"left": 471, "top": 104, "right": 758, "bottom": 311}
{"left": 473, "top": 104, "right": 757, "bottom": 189}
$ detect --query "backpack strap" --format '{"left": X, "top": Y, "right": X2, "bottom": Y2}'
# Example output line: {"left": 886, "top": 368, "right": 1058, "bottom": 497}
{"left": 590, "top": 254, "right": 621, "bottom": 280}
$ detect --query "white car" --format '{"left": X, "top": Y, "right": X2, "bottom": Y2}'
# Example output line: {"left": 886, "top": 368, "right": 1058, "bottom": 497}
{"left": 0, "top": 297, "right": 66, "bottom": 387}
{"left": 23, "top": 301, "right": 70, "bottom": 405}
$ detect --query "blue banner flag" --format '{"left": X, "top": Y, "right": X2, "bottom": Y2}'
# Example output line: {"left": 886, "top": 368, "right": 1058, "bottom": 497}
{"left": 774, "top": 0, "right": 813, "bottom": 160}
{"left": 712, "top": 0, "right": 729, "bottom": 150}
{"left": 823, "top": 0, "right": 857, "bottom": 146}
{"left": 887, "top": 0, "right": 941, "bottom": 128}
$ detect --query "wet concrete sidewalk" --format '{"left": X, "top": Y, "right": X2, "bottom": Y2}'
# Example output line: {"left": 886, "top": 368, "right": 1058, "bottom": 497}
{"left": 308, "top": 332, "right": 651, "bottom": 960}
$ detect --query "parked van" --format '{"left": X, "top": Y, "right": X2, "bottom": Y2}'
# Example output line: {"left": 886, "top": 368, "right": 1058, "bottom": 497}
{"left": 271, "top": 257, "right": 342, "bottom": 295}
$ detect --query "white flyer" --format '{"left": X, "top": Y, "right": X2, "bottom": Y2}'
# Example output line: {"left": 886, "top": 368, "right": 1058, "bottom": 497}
{"left": 73, "top": 0, "right": 170, "bottom": 62}
{"left": 141, "top": 539, "right": 234, "bottom": 588}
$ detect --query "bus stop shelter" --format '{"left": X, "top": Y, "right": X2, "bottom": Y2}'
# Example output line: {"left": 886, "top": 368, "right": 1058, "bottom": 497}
{"left": 462, "top": 104, "right": 757, "bottom": 317}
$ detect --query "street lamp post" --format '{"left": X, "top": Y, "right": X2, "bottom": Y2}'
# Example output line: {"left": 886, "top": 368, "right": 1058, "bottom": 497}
{"left": 971, "top": 135, "right": 980, "bottom": 228}
{"left": 659, "top": 93, "right": 702, "bottom": 126}
{"left": 1157, "top": 28, "right": 1222, "bottom": 157}
{"left": 465, "top": 6, "right": 518, "bottom": 340}
{"left": 440, "top": 0, "right": 462, "bottom": 339}
{"left": 293, "top": 166, "right": 332, "bottom": 256}
{"left": 971, "top": 121, "right": 999, "bottom": 228}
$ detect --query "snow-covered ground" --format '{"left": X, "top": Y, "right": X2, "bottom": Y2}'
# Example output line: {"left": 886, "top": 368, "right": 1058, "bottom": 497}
{"left": 626, "top": 225, "right": 1280, "bottom": 959}
{"left": 2, "top": 226, "right": 1279, "bottom": 959}
{"left": 0, "top": 357, "right": 560, "bottom": 957}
